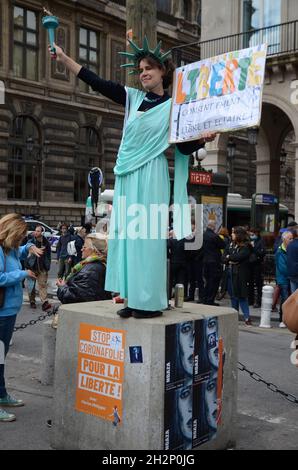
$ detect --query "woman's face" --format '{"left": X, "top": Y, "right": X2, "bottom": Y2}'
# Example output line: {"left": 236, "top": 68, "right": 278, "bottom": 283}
{"left": 177, "top": 385, "right": 193, "bottom": 440}
{"left": 206, "top": 317, "right": 219, "bottom": 369}
{"left": 81, "top": 239, "right": 93, "bottom": 259}
{"left": 205, "top": 372, "right": 218, "bottom": 431}
{"left": 139, "top": 58, "right": 164, "bottom": 92}
{"left": 178, "top": 322, "right": 194, "bottom": 376}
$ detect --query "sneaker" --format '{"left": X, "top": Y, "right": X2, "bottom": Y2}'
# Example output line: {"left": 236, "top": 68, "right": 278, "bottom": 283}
{"left": 42, "top": 301, "right": 52, "bottom": 312}
{"left": 30, "top": 302, "right": 37, "bottom": 309}
{"left": 0, "top": 394, "right": 24, "bottom": 407}
{"left": 244, "top": 318, "right": 253, "bottom": 326}
{"left": 117, "top": 307, "right": 134, "bottom": 318}
{"left": 132, "top": 310, "right": 163, "bottom": 319}
{"left": 0, "top": 408, "right": 16, "bottom": 422}
{"left": 279, "top": 321, "right": 287, "bottom": 328}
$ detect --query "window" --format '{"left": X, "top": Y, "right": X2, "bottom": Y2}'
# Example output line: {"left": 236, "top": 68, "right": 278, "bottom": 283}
{"left": 242, "top": 0, "right": 281, "bottom": 53}
{"left": 78, "top": 28, "right": 100, "bottom": 93}
{"left": 182, "top": 0, "right": 192, "bottom": 22}
{"left": 157, "top": 0, "right": 171, "bottom": 14}
{"left": 13, "top": 6, "right": 38, "bottom": 80}
{"left": 8, "top": 117, "right": 40, "bottom": 200}
{"left": 74, "top": 127, "right": 101, "bottom": 202}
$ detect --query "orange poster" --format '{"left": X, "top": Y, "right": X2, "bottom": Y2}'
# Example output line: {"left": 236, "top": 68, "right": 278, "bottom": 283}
{"left": 75, "top": 323, "right": 125, "bottom": 425}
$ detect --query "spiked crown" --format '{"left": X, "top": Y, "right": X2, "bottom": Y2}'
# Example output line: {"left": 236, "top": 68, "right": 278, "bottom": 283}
{"left": 119, "top": 36, "right": 171, "bottom": 75}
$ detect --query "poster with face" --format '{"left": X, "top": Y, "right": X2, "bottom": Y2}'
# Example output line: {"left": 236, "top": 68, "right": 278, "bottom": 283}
{"left": 164, "top": 318, "right": 224, "bottom": 450}
{"left": 165, "top": 321, "right": 194, "bottom": 391}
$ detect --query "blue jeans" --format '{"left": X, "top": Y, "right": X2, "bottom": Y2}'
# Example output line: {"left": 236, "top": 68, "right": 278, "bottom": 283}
{"left": 0, "top": 315, "right": 17, "bottom": 398}
{"left": 227, "top": 268, "right": 250, "bottom": 320}
{"left": 290, "top": 279, "right": 298, "bottom": 294}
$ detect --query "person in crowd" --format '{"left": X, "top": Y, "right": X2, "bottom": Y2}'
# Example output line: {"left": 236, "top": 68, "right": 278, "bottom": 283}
{"left": 184, "top": 222, "right": 204, "bottom": 303}
{"left": 68, "top": 221, "right": 75, "bottom": 236}
{"left": 286, "top": 226, "right": 298, "bottom": 293}
{"left": 248, "top": 228, "right": 266, "bottom": 308}
{"left": 273, "top": 221, "right": 298, "bottom": 253}
{"left": 49, "top": 39, "right": 216, "bottom": 319}
{"left": 224, "top": 226, "right": 252, "bottom": 326}
{"left": 202, "top": 222, "right": 225, "bottom": 306}
{"left": 217, "top": 227, "right": 230, "bottom": 300}
{"left": 0, "top": 213, "right": 43, "bottom": 422}
{"left": 56, "top": 223, "right": 75, "bottom": 280}
{"left": 70, "top": 226, "right": 87, "bottom": 266}
{"left": 56, "top": 234, "right": 109, "bottom": 305}
{"left": 168, "top": 230, "right": 188, "bottom": 300}
{"left": 25, "top": 225, "right": 52, "bottom": 311}
{"left": 275, "top": 231, "right": 293, "bottom": 327}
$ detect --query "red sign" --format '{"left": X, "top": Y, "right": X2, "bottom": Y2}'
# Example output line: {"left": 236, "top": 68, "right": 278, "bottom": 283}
{"left": 189, "top": 171, "right": 213, "bottom": 186}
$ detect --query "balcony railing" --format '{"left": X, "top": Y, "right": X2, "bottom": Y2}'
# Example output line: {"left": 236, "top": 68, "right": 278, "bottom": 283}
{"left": 172, "top": 20, "right": 298, "bottom": 64}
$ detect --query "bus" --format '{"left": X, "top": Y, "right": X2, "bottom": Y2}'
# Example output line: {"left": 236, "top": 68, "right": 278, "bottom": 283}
{"left": 227, "top": 193, "right": 291, "bottom": 232}
{"left": 87, "top": 190, "right": 292, "bottom": 233}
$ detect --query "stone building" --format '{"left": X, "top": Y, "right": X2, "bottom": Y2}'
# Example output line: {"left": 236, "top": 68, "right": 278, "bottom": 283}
{"left": 0, "top": 0, "right": 200, "bottom": 225}
{"left": 200, "top": 0, "right": 298, "bottom": 218}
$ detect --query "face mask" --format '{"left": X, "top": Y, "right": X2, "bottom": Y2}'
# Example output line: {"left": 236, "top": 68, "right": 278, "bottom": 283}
{"left": 250, "top": 235, "right": 257, "bottom": 240}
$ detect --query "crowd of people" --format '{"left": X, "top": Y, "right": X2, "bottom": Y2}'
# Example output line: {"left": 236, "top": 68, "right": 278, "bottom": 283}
{"left": 169, "top": 220, "right": 298, "bottom": 327}
{"left": 0, "top": 215, "right": 109, "bottom": 422}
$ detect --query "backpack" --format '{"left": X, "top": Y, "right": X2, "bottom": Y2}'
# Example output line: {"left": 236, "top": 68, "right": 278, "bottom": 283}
{"left": 67, "top": 240, "right": 77, "bottom": 256}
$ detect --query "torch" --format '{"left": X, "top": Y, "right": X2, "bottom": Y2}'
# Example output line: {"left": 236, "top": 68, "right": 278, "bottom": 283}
{"left": 42, "top": 7, "right": 59, "bottom": 55}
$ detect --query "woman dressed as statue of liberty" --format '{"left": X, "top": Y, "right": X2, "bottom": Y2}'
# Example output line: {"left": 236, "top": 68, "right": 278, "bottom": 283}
{"left": 49, "top": 36, "right": 216, "bottom": 318}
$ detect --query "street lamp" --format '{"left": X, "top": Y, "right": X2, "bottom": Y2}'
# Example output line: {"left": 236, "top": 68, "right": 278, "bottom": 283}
{"left": 227, "top": 137, "right": 236, "bottom": 159}
{"left": 227, "top": 137, "right": 236, "bottom": 192}
{"left": 247, "top": 127, "right": 259, "bottom": 145}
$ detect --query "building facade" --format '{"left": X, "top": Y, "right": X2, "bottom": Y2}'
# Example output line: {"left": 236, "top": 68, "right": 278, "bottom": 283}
{"left": 200, "top": 0, "right": 298, "bottom": 218}
{"left": 0, "top": 0, "right": 200, "bottom": 226}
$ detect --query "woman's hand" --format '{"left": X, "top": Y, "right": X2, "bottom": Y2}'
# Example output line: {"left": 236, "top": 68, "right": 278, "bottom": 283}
{"left": 48, "top": 42, "right": 65, "bottom": 62}
{"left": 26, "top": 270, "right": 37, "bottom": 279}
{"left": 29, "top": 245, "right": 44, "bottom": 257}
{"left": 199, "top": 132, "right": 217, "bottom": 144}
{"left": 56, "top": 278, "right": 66, "bottom": 287}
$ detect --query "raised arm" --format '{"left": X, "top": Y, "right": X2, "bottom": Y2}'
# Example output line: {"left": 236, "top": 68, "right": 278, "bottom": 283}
{"left": 49, "top": 43, "right": 126, "bottom": 106}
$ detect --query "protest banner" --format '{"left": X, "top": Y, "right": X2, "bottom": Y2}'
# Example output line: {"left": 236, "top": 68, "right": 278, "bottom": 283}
{"left": 75, "top": 323, "right": 125, "bottom": 424}
{"left": 169, "top": 44, "right": 267, "bottom": 143}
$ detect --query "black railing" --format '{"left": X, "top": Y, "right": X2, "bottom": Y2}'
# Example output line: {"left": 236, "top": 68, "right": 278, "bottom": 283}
{"left": 172, "top": 20, "right": 298, "bottom": 64}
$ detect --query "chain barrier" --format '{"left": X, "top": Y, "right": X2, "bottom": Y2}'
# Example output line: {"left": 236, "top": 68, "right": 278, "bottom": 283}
{"left": 12, "top": 312, "right": 298, "bottom": 404}
{"left": 13, "top": 308, "right": 57, "bottom": 332}
{"left": 238, "top": 361, "right": 298, "bottom": 404}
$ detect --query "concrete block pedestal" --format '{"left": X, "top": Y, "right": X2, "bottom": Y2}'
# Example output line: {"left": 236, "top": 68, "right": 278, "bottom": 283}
{"left": 51, "top": 301, "right": 238, "bottom": 450}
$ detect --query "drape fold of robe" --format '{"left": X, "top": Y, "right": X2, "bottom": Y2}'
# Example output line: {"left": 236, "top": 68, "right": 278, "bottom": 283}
{"left": 105, "top": 87, "right": 190, "bottom": 310}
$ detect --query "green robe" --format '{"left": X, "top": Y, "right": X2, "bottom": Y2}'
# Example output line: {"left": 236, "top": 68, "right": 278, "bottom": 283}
{"left": 105, "top": 87, "right": 190, "bottom": 311}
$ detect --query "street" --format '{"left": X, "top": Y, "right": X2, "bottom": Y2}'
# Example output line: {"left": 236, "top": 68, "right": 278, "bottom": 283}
{"left": 1, "top": 261, "right": 298, "bottom": 450}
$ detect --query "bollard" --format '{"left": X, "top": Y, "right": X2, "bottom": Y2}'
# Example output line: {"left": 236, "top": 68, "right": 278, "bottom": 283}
{"left": 259, "top": 285, "right": 274, "bottom": 328}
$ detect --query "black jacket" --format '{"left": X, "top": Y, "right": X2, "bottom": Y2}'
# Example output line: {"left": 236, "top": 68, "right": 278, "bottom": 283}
{"left": 72, "top": 234, "right": 84, "bottom": 265}
{"left": 225, "top": 243, "right": 252, "bottom": 298}
{"left": 251, "top": 237, "right": 266, "bottom": 264}
{"left": 57, "top": 260, "right": 109, "bottom": 304}
{"left": 25, "top": 235, "right": 51, "bottom": 272}
{"left": 202, "top": 228, "right": 225, "bottom": 264}
{"left": 56, "top": 232, "right": 75, "bottom": 260}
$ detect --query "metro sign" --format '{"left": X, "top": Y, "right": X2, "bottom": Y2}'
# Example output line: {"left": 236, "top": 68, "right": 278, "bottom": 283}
{"left": 189, "top": 171, "right": 213, "bottom": 186}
